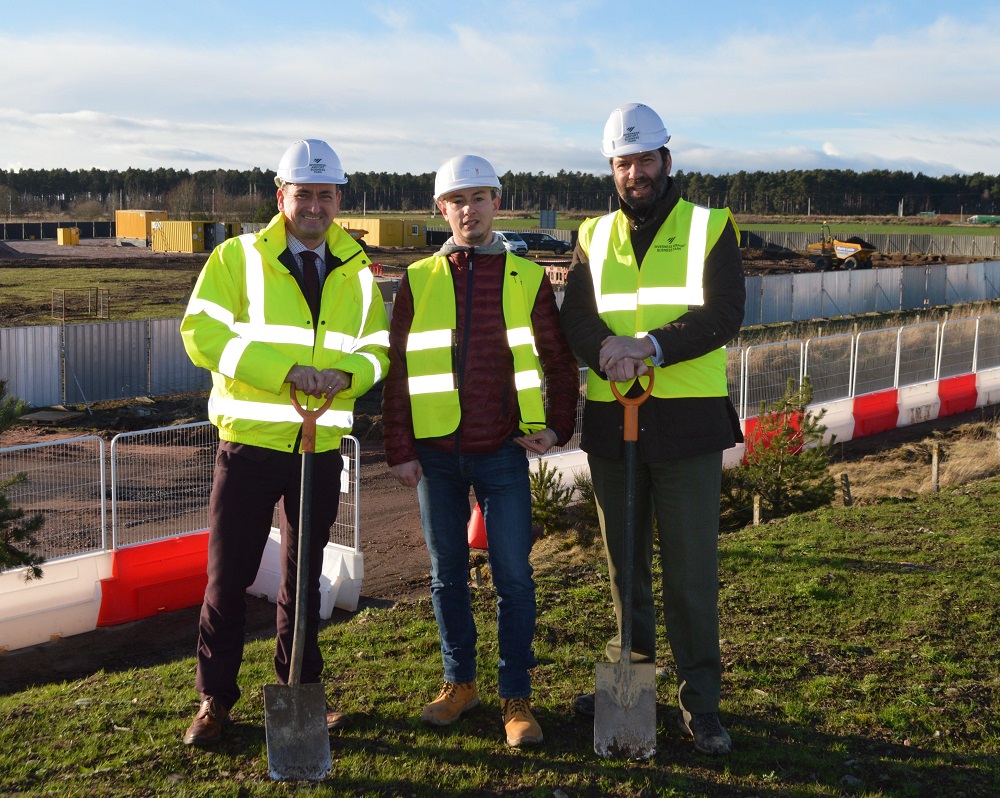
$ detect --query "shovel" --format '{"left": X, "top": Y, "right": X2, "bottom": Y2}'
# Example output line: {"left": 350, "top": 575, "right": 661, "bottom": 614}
{"left": 264, "top": 386, "right": 335, "bottom": 782}
{"left": 594, "top": 370, "right": 657, "bottom": 759}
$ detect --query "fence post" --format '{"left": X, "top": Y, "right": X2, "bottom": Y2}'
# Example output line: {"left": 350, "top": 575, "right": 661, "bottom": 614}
{"left": 931, "top": 442, "right": 940, "bottom": 493}
{"left": 840, "top": 473, "right": 853, "bottom": 506}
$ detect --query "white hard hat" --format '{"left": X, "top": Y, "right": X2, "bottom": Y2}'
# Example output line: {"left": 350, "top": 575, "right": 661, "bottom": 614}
{"left": 434, "top": 154, "right": 502, "bottom": 199}
{"left": 273, "top": 139, "right": 347, "bottom": 187}
{"left": 600, "top": 103, "right": 671, "bottom": 158}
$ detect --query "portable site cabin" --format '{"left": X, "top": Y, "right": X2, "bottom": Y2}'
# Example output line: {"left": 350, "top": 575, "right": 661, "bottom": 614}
{"left": 334, "top": 218, "right": 424, "bottom": 247}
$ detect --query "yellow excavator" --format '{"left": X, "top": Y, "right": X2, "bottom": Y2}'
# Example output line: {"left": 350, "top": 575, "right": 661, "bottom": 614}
{"left": 805, "top": 223, "right": 877, "bottom": 270}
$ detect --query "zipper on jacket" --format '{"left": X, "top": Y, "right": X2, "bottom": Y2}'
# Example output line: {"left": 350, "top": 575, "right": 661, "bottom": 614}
{"left": 454, "top": 250, "right": 476, "bottom": 454}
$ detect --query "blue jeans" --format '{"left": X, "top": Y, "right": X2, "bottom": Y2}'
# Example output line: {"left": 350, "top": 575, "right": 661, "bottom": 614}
{"left": 416, "top": 441, "right": 538, "bottom": 699}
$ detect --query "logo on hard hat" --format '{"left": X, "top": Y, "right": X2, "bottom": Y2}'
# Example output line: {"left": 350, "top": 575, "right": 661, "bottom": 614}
{"left": 309, "top": 158, "right": 327, "bottom": 174}
{"left": 623, "top": 126, "right": 640, "bottom": 144}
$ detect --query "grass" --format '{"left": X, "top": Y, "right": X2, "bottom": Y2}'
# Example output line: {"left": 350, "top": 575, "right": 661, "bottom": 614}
{"left": 0, "top": 264, "right": 200, "bottom": 325}
{"left": 2, "top": 473, "right": 998, "bottom": 796}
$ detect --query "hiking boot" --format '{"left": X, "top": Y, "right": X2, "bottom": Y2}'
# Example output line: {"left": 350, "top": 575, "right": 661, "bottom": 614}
{"left": 420, "top": 682, "right": 479, "bottom": 726}
{"left": 502, "top": 698, "right": 543, "bottom": 747}
{"left": 183, "top": 697, "right": 230, "bottom": 746}
{"left": 678, "top": 710, "right": 732, "bottom": 755}
{"left": 571, "top": 692, "right": 595, "bottom": 717}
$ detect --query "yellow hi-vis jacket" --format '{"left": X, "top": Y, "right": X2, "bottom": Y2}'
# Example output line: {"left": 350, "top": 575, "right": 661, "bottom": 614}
{"left": 578, "top": 199, "right": 736, "bottom": 402}
{"left": 404, "top": 252, "right": 546, "bottom": 439}
{"left": 180, "top": 213, "right": 390, "bottom": 453}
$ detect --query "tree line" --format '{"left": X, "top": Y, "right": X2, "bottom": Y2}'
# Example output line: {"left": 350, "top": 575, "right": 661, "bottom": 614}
{"left": 1, "top": 166, "right": 997, "bottom": 220}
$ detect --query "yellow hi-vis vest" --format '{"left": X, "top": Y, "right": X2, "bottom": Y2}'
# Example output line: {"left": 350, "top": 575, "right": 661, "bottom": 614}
{"left": 405, "top": 252, "right": 547, "bottom": 439}
{"left": 180, "top": 213, "right": 390, "bottom": 453}
{"left": 578, "top": 200, "right": 736, "bottom": 402}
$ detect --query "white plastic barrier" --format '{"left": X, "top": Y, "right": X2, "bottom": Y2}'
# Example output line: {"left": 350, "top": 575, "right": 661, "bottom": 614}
{"left": 246, "top": 531, "right": 364, "bottom": 617}
{"left": 0, "top": 551, "right": 112, "bottom": 652}
{"left": 897, "top": 382, "right": 942, "bottom": 427}
{"left": 976, "top": 368, "right": 1000, "bottom": 407}
{"left": 811, "top": 397, "right": 857, "bottom": 445}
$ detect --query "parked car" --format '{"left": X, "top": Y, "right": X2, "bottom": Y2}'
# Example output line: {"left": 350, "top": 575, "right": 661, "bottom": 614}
{"left": 495, "top": 230, "right": 529, "bottom": 255}
{"left": 518, "top": 232, "right": 572, "bottom": 255}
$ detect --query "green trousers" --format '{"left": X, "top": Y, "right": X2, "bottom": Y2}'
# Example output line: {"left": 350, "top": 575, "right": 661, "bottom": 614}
{"left": 589, "top": 449, "right": 723, "bottom": 714}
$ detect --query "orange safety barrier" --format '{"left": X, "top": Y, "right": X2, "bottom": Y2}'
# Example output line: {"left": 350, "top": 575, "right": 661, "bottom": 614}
{"left": 852, "top": 389, "right": 899, "bottom": 437}
{"left": 938, "top": 373, "right": 978, "bottom": 417}
{"left": 97, "top": 532, "right": 209, "bottom": 626}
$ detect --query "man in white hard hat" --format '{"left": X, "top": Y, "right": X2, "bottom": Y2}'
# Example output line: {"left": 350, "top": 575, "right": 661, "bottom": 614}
{"left": 179, "top": 139, "right": 389, "bottom": 745}
{"left": 561, "top": 104, "right": 745, "bottom": 755}
{"left": 382, "top": 154, "right": 579, "bottom": 747}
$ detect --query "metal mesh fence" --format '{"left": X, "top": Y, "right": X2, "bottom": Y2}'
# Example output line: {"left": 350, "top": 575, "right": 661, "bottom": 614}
{"left": 110, "top": 422, "right": 217, "bottom": 548}
{"left": 939, "top": 318, "right": 978, "bottom": 378}
{"left": 854, "top": 329, "right": 899, "bottom": 395}
{"left": 977, "top": 314, "right": 1000, "bottom": 370}
{"left": 898, "top": 323, "right": 939, "bottom": 387}
{"left": 804, "top": 334, "right": 853, "bottom": 403}
{"left": 0, "top": 436, "right": 106, "bottom": 560}
{"left": 744, "top": 341, "right": 803, "bottom": 417}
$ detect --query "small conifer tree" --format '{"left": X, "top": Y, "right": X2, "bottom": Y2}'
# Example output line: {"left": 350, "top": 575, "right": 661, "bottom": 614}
{"left": 721, "top": 377, "right": 835, "bottom": 530}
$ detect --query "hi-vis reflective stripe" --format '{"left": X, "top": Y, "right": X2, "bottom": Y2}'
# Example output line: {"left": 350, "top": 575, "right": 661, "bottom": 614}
{"left": 408, "top": 373, "right": 454, "bottom": 395}
{"left": 209, "top": 395, "right": 353, "bottom": 428}
{"left": 590, "top": 215, "right": 617, "bottom": 314}
{"left": 406, "top": 329, "right": 452, "bottom": 351}
{"left": 514, "top": 369, "right": 542, "bottom": 390}
{"left": 241, "top": 235, "right": 268, "bottom": 324}
{"left": 506, "top": 326, "right": 538, "bottom": 352}
{"left": 187, "top": 297, "right": 234, "bottom": 327}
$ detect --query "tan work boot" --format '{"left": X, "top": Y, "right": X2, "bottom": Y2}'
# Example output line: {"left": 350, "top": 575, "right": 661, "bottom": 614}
{"left": 420, "top": 681, "right": 479, "bottom": 726}
{"left": 501, "top": 697, "right": 543, "bottom": 747}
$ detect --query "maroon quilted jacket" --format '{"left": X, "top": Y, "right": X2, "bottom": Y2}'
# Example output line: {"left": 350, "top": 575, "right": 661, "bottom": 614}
{"left": 382, "top": 241, "right": 579, "bottom": 466}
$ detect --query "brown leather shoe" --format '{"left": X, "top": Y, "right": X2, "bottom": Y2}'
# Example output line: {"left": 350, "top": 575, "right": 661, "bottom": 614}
{"left": 502, "top": 697, "right": 543, "bottom": 747}
{"left": 420, "top": 682, "right": 479, "bottom": 726}
{"left": 183, "top": 697, "right": 230, "bottom": 746}
{"left": 327, "top": 709, "right": 352, "bottom": 730}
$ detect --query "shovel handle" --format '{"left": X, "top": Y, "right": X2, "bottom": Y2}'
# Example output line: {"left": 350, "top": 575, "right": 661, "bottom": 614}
{"left": 287, "top": 384, "right": 333, "bottom": 687}
{"left": 289, "top": 384, "right": 335, "bottom": 454}
{"left": 610, "top": 372, "right": 655, "bottom": 442}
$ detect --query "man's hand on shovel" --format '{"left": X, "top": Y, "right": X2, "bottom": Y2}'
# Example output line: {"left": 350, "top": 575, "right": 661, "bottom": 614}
{"left": 286, "top": 365, "right": 351, "bottom": 398}
{"left": 599, "top": 335, "right": 653, "bottom": 382}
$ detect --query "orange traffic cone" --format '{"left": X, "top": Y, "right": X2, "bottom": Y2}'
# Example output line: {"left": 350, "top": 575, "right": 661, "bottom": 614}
{"left": 468, "top": 502, "right": 488, "bottom": 550}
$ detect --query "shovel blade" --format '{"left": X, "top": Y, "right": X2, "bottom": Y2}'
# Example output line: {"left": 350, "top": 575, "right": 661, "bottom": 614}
{"left": 594, "top": 660, "right": 657, "bottom": 759}
{"left": 263, "top": 682, "right": 331, "bottom": 782}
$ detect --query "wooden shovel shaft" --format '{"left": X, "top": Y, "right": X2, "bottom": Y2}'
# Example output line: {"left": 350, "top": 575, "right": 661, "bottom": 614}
{"left": 288, "top": 386, "right": 334, "bottom": 687}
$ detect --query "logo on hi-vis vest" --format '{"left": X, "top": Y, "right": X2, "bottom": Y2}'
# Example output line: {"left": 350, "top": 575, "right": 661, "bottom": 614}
{"left": 652, "top": 236, "right": 684, "bottom": 254}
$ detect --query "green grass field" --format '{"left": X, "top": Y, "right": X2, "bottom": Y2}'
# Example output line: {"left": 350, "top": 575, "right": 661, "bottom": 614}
{"left": 2, "top": 477, "right": 997, "bottom": 796}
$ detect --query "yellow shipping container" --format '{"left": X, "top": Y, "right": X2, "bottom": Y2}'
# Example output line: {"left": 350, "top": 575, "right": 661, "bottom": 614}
{"left": 116, "top": 209, "right": 168, "bottom": 241}
{"left": 151, "top": 220, "right": 205, "bottom": 253}
{"left": 333, "top": 218, "right": 425, "bottom": 247}
{"left": 57, "top": 227, "right": 80, "bottom": 246}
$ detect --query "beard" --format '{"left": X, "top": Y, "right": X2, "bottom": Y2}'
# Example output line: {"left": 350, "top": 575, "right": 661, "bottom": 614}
{"left": 616, "top": 161, "right": 670, "bottom": 216}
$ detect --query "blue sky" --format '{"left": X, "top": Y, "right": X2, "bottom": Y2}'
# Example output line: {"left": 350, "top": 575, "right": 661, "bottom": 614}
{"left": 3, "top": 1, "right": 999, "bottom": 178}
